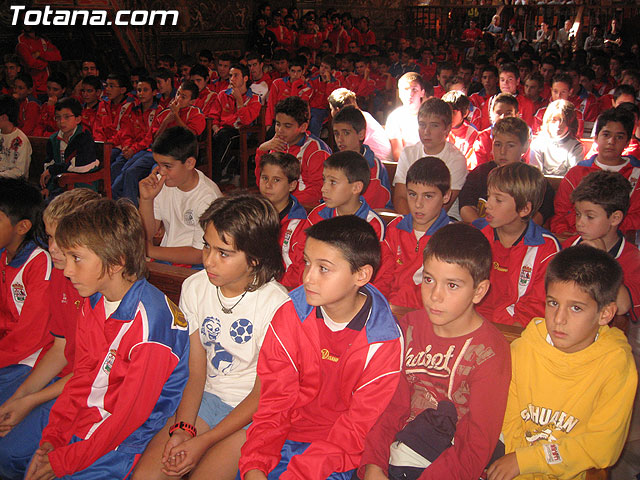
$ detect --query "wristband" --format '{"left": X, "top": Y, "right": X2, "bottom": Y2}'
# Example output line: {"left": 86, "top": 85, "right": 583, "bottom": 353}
{"left": 169, "top": 421, "right": 197, "bottom": 438}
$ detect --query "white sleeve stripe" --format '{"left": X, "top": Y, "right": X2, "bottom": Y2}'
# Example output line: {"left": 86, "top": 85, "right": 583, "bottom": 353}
{"left": 269, "top": 323, "right": 298, "bottom": 373}
{"left": 354, "top": 369, "right": 402, "bottom": 392}
{"left": 363, "top": 343, "right": 383, "bottom": 370}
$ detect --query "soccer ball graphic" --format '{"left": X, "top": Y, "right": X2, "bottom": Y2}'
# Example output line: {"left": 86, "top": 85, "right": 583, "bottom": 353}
{"left": 229, "top": 318, "right": 253, "bottom": 344}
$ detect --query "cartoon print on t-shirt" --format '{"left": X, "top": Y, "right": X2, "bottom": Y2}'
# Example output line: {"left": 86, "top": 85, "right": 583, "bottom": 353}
{"left": 201, "top": 316, "right": 233, "bottom": 375}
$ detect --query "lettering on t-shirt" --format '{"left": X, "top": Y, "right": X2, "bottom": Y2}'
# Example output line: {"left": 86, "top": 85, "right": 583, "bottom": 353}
{"left": 404, "top": 345, "right": 456, "bottom": 377}
{"left": 521, "top": 403, "right": 580, "bottom": 443}
{"left": 321, "top": 348, "right": 339, "bottom": 362}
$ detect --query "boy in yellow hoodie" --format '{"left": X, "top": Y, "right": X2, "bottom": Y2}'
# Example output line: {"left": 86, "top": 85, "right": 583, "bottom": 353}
{"left": 488, "top": 244, "right": 638, "bottom": 480}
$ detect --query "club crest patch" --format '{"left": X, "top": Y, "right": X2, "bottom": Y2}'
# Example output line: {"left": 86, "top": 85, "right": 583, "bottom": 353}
{"left": 102, "top": 349, "right": 117, "bottom": 373}
{"left": 183, "top": 209, "right": 196, "bottom": 226}
{"left": 519, "top": 265, "right": 532, "bottom": 286}
{"left": 12, "top": 282, "right": 26, "bottom": 303}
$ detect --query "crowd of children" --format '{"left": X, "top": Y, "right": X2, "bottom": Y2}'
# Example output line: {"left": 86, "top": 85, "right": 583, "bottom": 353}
{"left": 2, "top": 5, "right": 640, "bottom": 480}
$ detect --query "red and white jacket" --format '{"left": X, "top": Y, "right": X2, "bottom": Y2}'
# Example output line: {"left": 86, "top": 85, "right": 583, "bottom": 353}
{"left": 92, "top": 97, "right": 134, "bottom": 143}
{"left": 278, "top": 196, "right": 308, "bottom": 289}
{"left": 40, "top": 279, "right": 190, "bottom": 477}
{"left": 361, "top": 144, "right": 393, "bottom": 210}
{"left": 308, "top": 73, "right": 342, "bottom": 110}
{"left": 266, "top": 76, "right": 314, "bottom": 126}
{"left": 35, "top": 102, "right": 57, "bottom": 137}
{"left": 0, "top": 242, "right": 52, "bottom": 369}
{"left": 16, "top": 33, "right": 62, "bottom": 94}
{"left": 194, "top": 85, "right": 218, "bottom": 117}
{"left": 138, "top": 105, "right": 206, "bottom": 149}
{"left": 209, "top": 88, "right": 261, "bottom": 130}
{"left": 111, "top": 100, "right": 161, "bottom": 154}
{"left": 17, "top": 97, "right": 40, "bottom": 136}
{"left": 474, "top": 218, "right": 561, "bottom": 327}
{"left": 344, "top": 74, "right": 376, "bottom": 99}
{"left": 472, "top": 127, "right": 493, "bottom": 166}
{"left": 238, "top": 284, "right": 403, "bottom": 479}
{"left": 448, "top": 121, "right": 479, "bottom": 170}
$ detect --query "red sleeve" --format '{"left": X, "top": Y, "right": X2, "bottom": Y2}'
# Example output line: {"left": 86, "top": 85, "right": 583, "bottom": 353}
{"left": 282, "top": 340, "right": 402, "bottom": 480}
{"left": 46, "top": 342, "right": 179, "bottom": 477}
{"left": 550, "top": 173, "right": 578, "bottom": 236}
{"left": 21, "top": 101, "right": 40, "bottom": 136}
{"left": 472, "top": 133, "right": 491, "bottom": 166}
{"left": 36, "top": 103, "right": 56, "bottom": 137}
{"left": 184, "top": 109, "right": 206, "bottom": 136}
{"left": 295, "top": 148, "right": 329, "bottom": 205}
{"left": 0, "top": 252, "right": 51, "bottom": 368}
{"left": 237, "top": 95, "right": 262, "bottom": 126}
{"left": 40, "top": 40, "right": 62, "bottom": 62}
{"left": 373, "top": 228, "right": 397, "bottom": 299}
{"left": 266, "top": 81, "right": 280, "bottom": 126}
{"left": 210, "top": 94, "right": 223, "bottom": 128}
{"left": 16, "top": 41, "right": 48, "bottom": 70}
{"left": 280, "top": 222, "right": 308, "bottom": 290}
{"left": 621, "top": 187, "right": 640, "bottom": 235}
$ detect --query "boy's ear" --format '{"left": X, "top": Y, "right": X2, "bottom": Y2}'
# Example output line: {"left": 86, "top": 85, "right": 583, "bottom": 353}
{"left": 518, "top": 200, "right": 532, "bottom": 219}
{"left": 15, "top": 219, "right": 32, "bottom": 236}
{"left": 355, "top": 264, "right": 374, "bottom": 286}
{"left": 442, "top": 189, "right": 452, "bottom": 205}
{"left": 288, "top": 179, "right": 298, "bottom": 193}
{"left": 521, "top": 139, "right": 531, "bottom": 155}
{"left": 351, "top": 180, "right": 365, "bottom": 196}
{"left": 472, "top": 279, "right": 490, "bottom": 304}
{"left": 185, "top": 156, "right": 197, "bottom": 169}
{"left": 299, "top": 121, "right": 309, "bottom": 132}
{"left": 610, "top": 209, "right": 624, "bottom": 228}
{"left": 357, "top": 128, "right": 366, "bottom": 143}
{"left": 598, "top": 301, "right": 618, "bottom": 326}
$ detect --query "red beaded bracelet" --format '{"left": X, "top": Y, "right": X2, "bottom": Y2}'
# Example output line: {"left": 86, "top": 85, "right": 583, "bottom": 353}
{"left": 169, "top": 421, "right": 197, "bottom": 438}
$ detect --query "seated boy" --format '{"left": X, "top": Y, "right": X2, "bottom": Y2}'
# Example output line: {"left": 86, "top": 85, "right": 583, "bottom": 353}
{"left": 460, "top": 117, "right": 555, "bottom": 226}
{"left": 255, "top": 96, "right": 331, "bottom": 207}
{"left": 79, "top": 75, "right": 102, "bottom": 135}
{"left": 473, "top": 93, "right": 519, "bottom": 167}
{"left": 189, "top": 64, "right": 217, "bottom": 116}
{"left": 307, "top": 55, "right": 342, "bottom": 137}
{"left": 138, "top": 126, "right": 222, "bottom": 266}
{"left": 564, "top": 170, "right": 640, "bottom": 318}
{"left": 359, "top": 222, "right": 511, "bottom": 479}
{"left": 35, "top": 73, "right": 68, "bottom": 137}
{"left": 552, "top": 107, "right": 640, "bottom": 240}
{"left": 258, "top": 152, "right": 308, "bottom": 289}
{"left": 489, "top": 63, "right": 535, "bottom": 127}
{"left": 238, "top": 215, "right": 403, "bottom": 479}
{"left": 0, "top": 178, "right": 51, "bottom": 408}
{"left": 376, "top": 156, "right": 453, "bottom": 309}
{"left": 332, "top": 105, "right": 392, "bottom": 209}
{"left": 532, "top": 73, "right": 584, "bottom": 137}
{"left": 13, "top": 73, "right": 39, "bottom": 136}
{"left": 92, "top": 73, "right": 133, "bottom": 143}
{"left": 442, "top": 90, "right": 479, "bottom": 170}
{"left": 386, "top": 72, "right": 429, "bottom": 162}
{"left": 488, "top": 245, "right": 637, "bottom": 480}
{"left": 155, "top": 68, "right": 177, "bottom": 110}
{"left": 24, "top": 197, "right": 190, "bottom": 479}
{"left": 0, "top": 188, "right": 100, "bottom": 480}
{"left": 0, "top": 94, "right": 32, "bottom": 178}
{"left": 393, "top": 98, "right": 467, "bottom": 219}
{"left": 474, "top": 162, "right": 561, "bottom": 326}
{"left": 39, "top": 97, "right": 98, "bottom": 199}
{"left": 266, "top": 56, "right": 313, "bottom": 127}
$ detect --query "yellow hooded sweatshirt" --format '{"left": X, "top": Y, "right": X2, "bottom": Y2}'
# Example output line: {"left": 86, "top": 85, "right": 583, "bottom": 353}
{"left": 502, "top": 318, "right": 637, "bottom": 479}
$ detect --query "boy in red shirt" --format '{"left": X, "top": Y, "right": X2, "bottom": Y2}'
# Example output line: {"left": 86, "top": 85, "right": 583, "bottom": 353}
{"left": 79, "top": 75, "right": 102, "bottom": 135}
{"left": 92, "top": 73, "right": 133, "bottom": 143}
{"left": 35, "top": 73, "right": 67, "bottom": 137}
{"left": 13, "top": 73, "right": 39, "bottom": 136}
{"left": 209, "top": 54, "right": 233, "bottom": 94}
{"left": 266, "top": 57, "right": 313, "bottom": 127}
{"left": 473, "top": 93, "right": 519, "bottom": 166}
{"left": 308, "top": 55, "right": 342, "bottom": 137}
{"left": 442, "top": 90, "right": 479, "bottom": 169}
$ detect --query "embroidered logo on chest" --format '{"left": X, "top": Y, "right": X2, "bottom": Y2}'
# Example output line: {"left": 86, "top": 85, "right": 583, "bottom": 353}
{"left": 321, "top": 348, "right": 339, "bottom": 362}
{"left": 519, "top": 265, "right": 532, "bottom": 286}
{"left": 11, "top": 282, "right": 26, "bottom": 303}
{"left": 102, "top": 349, "right": 117, "bottom": 374}
{"left": 183, "top": 209, "right": 196, "bottom": 226}
{"left": 283, "top": 229, "right": 293, "bottom": 247}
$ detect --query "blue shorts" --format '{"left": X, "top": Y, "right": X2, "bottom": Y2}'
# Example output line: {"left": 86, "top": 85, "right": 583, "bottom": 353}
{"left": 55, "top": 436, "right": 140, "bottom": 479}
{"left": 198, "top": 391, "right": 249, "bottom": 430}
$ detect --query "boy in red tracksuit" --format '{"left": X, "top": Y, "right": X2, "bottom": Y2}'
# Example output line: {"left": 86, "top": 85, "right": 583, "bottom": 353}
{"left": 344, "top": 57, "right": 376, "bottom": 101}
{"left": 255, "top": 96, "right": 331, "bottom": 206}
{"left": 16, "top": 30, "right": 61, "bottom": 97}
{"left": 0, "top": 179, "right": 51, "bottom": 408}
{"left": 442, "top": 91, "right": 479, "bottom": 170}
{"left": 473, "top": 93, "right": 520, "bottom": 167}
{"left": 23, "top": 198, "right": 189, "bottom": 480}
{"left": 308, "top": 55, "right": 342, "bottom": 137}
{"left": 238, "top": 215, "right": 403, "bottom": 480}
{"left": 189, "top": 64, "right": 218, "bottom": 116}
{"left": 209, "top": 63, "right": 262, "bottom": 181}
{"left": 482, "top": 64, "right": 534, "bottom": 129}
{"left": 266, "top": 58, "right": 314, "bottom": 127}
{"left": 359, "top": 223, "right": 511, "bottom": 480}
{"left": 155, "top": 69, "right": 176, "bottom": 110}
{"left": 532, "top": 73, "right": 585, "bottom": 137}
{"left": 34, "top": 73, "right": 67, "bottom": 137}
{"left": 92, "top": 73, "right": 133, "bottom": 143}
{"left": 377, "top": 157, "right": 453, "bottom": 309}
{"left": 473, "top": 163, "right": 561, "bottom": 327}
{"left": 13, "top": 73, "right": 40, "bottom": 136}
{"left": 79, "top": 75, "right": 102, "bottom": 135}
{"left": 258, "top": 152, "right": 307, "bottom": 289}
{"left": 209, "top": 54, "right": 233, "bottom": 94}
{"left": 552, "top": 108, "right": 640, "bottom": 241}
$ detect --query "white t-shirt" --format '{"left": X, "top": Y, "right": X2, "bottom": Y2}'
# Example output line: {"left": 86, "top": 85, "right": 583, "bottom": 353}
{"left": 181, "top": 270, "right": 290, "bottom": 407}
{"left": 153, "top": 169, "right": 222, "bottom": 249}
{"left": 363, "top": 110, "right": 392, "bottom": 162}
{"left": 0, "top": 128, "right": 31, "bottom": 178}
{"left": 394, "top": 141, "right": 468, "bottom": 220}
{"left": 385, "top": 106, "right": 420, "bottom": 148}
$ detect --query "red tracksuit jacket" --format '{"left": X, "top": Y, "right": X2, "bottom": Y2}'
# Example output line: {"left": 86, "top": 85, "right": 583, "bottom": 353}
{"left": 266, "top": 76, "right": 314, "bottom": 126}
{"left": 92, "top": 98, "right": 134, "bottom": 143}
{"left": 361, "top": 144, "right": 393, "bottom": 209}
{"left": 111, "top": 100, "right": 161, "bottom": 153}
{"left": 278, "top": 195, "right": 308, "bottom": 290}
{"left": 16, "top": 33, "right": 62, "bottom": 94}
{"left": 209, "top": 88, "right": 261, "bottom": 129}
{"left": 17, "top": 97, "right": 40, "bottom": 136}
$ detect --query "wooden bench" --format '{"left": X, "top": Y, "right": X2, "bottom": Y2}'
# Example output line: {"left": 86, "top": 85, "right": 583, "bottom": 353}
{"left": 146, "top": 261, "right": 197, "bottom": 305}
{"left": 28, "top": 136, "right": 114, "bottom": 198}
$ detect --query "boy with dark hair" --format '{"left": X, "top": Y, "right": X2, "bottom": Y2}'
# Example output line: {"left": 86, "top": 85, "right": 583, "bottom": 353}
{"left": 154, "top": 68, "right": 177, "bottom": 110}
{"left": 189, "top": 63, "right": 217, "bottom": 115}
{"left": 533, "top": 73, "right": 584, "bottom": 137}
{"left": 0, "top": 94, "right": 32, "bottom": 178}
{"left": 328, "top": 13, "right": 350, "bottom": 54}
{"left": 79, "top": 75, "right": 102, "bottom": 134}
{"left": 386, "top": 72, "right": 428, "bottom": 161}
{"left": 258, "top": 152, "right": 307, "bottom": 288}
{"left": 345, "top": 56, "right": 376, "bottom": 102}
{"left": 255, "top": 96, "right": 331, "bottom": 206}
{"left": 332, "top": 106, "right": 392, "bottom": 209}
{"left": 587, "top": 101, "right": 640, "bottom": 159}
{"left": 307, "top": 55, "right": 342, "bottom": 137}
{"left": 433, "top": 61, "right": 456, "bottom": 99}
{"left": 40, "top": 97, "right": 98, "bottom": 198}
{"left": 138, "top": 126, "right": 221, "bottom": 266}
{"left": 270, "top": 49, "right": 290, "bottom": 80}
{"left": 210, "top": 53, "right": 234, "bottom": 94}
{"left": 360, "top": 222, "right": 511, "bottom": 480}
{"left": 442, "top": 90, "right": 479, "bottom": 169}
{"left": 524, "top": 72, "right": 546, "bottom": 114}
{"left": 470, "top": 65, "right": 498, "bottom": 129}
{"left": 552, "top": 107, "right": 640, "bottom": 240}
{"left": 393, "top": 98, "right": 468, "bottom": 219}
{"left": 473, "top": 93, "right": 520, "bottom": 166}
{"left": 238, "top": 215, "right": 403, "bottom": 479}
{"left": 266, "top": 56, "right": 313, "bottom": 127}
{"left": 377, "top": 156, "right": 453, "bottom": 309}
{"left": 484, "top": 63, "right": 534, "bottom": 128}
{"left": 24, "top": 198, "right": 190, "bottom": 479}
{"left": 474, "top": 162, "right": 561, "bottom": 326}
{"left": 246, "top": 52, "right": 272, "bottom": 105}
{"left": 93, "top": 73, "right": 133, "bottom": 143}
{"left": 13, "top": 73, "right": 39, "bottom": 136}
{"left": 488, "top": 245, "right": 637, "bottom": 480}
{"left": 36, "top": 72, "right": 68, "bottom": 137}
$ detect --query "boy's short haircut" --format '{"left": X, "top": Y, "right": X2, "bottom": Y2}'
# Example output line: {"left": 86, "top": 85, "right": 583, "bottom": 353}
{"left": 289, "top": 56, "right": 307, "bottom": 69}
{"left": 487, "top": 162, "right": 546, "bottom": 221}
{"left": 154, "top": 68, "right": 174, "bottom": 81}
{"left": 0, "top": 94, "right": 19, "bottom": 125}
{"left": 544, "top": 99, "right": 579, "bottom": 137}
{"left": 43, "top": 188, "right": 101, "bottom": 224}
{"left": 398, "top": 72, "right": 426, "bottom": 93}
{"left": 137, "top": 76, "right": 158, "bottom": 91}
{"left": 333, "top": 105, "right": 366, "bottom": 133}
{"left": 613, "top": 84, "right": 637, "bottom": 102}
{"left": 81, "top": 75, "right": 102, "bottom": 91}
{"left": 492, "top": 116, "right": 530, "bottom": 146}
{"left": 570, "top": 170, "right": 631, "bottom": 216}
{"left": 617, "top": 102, "right": 640, "bottom": 122}
{"left": 518, "top": 59, "right": 533, "bottom": 71}
{"left": 275, "top": 96, "right": 309, "bottom": 125}
{"left": 525, "top": 72, "right": 544, "bottom": 87}
{"left": 0, "top": 177, "right": 43, "bottom": 228}
{"left": 305, "top": 215, "right": 381, "bottom": 275}
{"left": 492, "top": 92, "right": 519, "bottom": 112}
{"left": 459, "top": 61, "right": 474, "bottom": 73}
{"left": 545, "top": 244, "right": 622, "bottom": 310}
{"left": 423, "top": 222, "right": 492, "bottom": 287}
{"left": 551, "top": 73, "right": 572, "bottom": 88}
{"left": 231, "top": 63, "right": 250, "bottom": 83}
{"left": 198, "top": 193, "right": 284, "bottom": 289}
{"left": 259, "top": 152, "right": 301, "bottom": 183}
{"left": 47, "top": 72, "right": 67, "bottom": 90}
{"left": 406, "top": 156, "right": 451, "bottom": 195}
{"left": 152, "top": 126, "right": 198, "bottom": 163}
{"left": 623, "top": 69, "right": 640, "bottom": 85}
{"left": 15, "top": 72, "right": 33, "bottom": 89}
{"left": 158, "top": 54, "right": 176, "bottom": 67}
{"left": 272, "top": 49, "right": 290, "bottom": 62}
{"left": 55, "top": 97, "right": 82, "bottom": 117}
{"left": 580, "top": 67, "right": 596, "bottom": 81}
{"left": 189, "top": 64, "right": 210, "bottom": 80}
{"left": 418, "top": 97, "right": 453, "bottom": 127}
{"left": 327, "top": 88, "right": 357, "bottom": 109}
{"left": 595, "top": 107, "right": 634, "bottom": 140}
{"left": 482, "top": 65, "right": 499, "bottom": 77}
{"left": 436, "top": 61, "right": 456, "bottom": 76}
{"left": 245, "top": 51, "right": 262, "bottom": 63}
{"left": 4, "top": 54, "right": 21, "bottom": 66}
{"left": 324, "top": 150, "right": 370, "bottom": 193}
{"left": 218, "top": 53, "right": 235, "bottom": 63}
{"left": 107, "top": 73, "right": 131, "bottom": 92}
{"left": 199, "top": 49, "right": 214, "bottom": 61}
{"left": 179, "top": 80, "right": 199, "bottom": 100}
{"left": 441, "top": 90, "right": 470, "bottom": 115}
{"left": 56, "top": 198, "right": 148, "bottom": 281}
{"left": 320, "top": 55, "right": 337, "bottom": 70}
{"left": 499, "top": 63, "right": 520, "bottom": 78}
